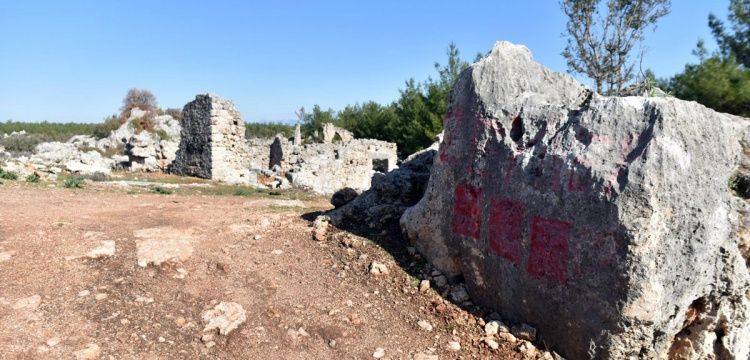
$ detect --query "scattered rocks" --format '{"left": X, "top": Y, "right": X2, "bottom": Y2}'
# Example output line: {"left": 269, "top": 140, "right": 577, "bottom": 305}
{"left": 12, "top": 294, "right": 41, "bottom": 310}
{"left": 483, "top": 337, "right": 499, "bottom": 350}
{"left": 270, "top": 249, "right": 284, "bottom": 255}
{"left": 312, "top": 216, "right": 329, "bottom": 241}
{"left": 201, "top": 302, "right": 247, "bottom": 335}
{"left": 134, "top": 227, "right": 194, "bottom": 267}
{"left": 369, "top": 262, "right": 389, "bottom": 275}
{"left": 286, "top": 327, "right": 310, "bottom": 341}
{"left": 484, "top": 320, "right": 508, "bottom": 335}
{"left": 86, "top": 240, "right": 116, "bottom": 259}
{"left": 497, "top": 332, "right": 517, "bottom": 343}
{"left": 373, "top": 347, "right": 386, "bottom": 359}
{"left": 72, "top": 343, "right": 100, "bottom": 360}
{"left": 45, "top": 337, "right": 61, "bottom": 347}
{"left": 417, "top": 319, "right": 433, "bottom": 332}
{"left": 94, "top": 293, "right": 107, "bottom": 301}
{"left": 77, "top": 290, "right": 90, "bottom": 297}
{"left": 447, "top": 340, "right": 461, "bottom": 352}
{"left": 418, "top": 279, "right": 430, "bottom": 292}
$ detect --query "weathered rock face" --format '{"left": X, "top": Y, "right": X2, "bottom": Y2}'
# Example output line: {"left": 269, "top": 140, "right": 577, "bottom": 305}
{"left": 401, "top": 41, "right": 750, "bottom": 359}
{"left": 169, "top": 94, "right": 254, "bottom": 184}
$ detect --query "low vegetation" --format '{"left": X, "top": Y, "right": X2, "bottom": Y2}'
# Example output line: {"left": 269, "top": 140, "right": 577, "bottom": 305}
{"left": 245, "top": 122, "right": 294, "bottom": 139}
{"left": 0, "top": 168, "right": 18, "bottom": 180}
{"left": 25, "top": 173, "right": 40, "bottom": 183}
{"left": 63, "top": 175, "right": 85, "bottom": 189}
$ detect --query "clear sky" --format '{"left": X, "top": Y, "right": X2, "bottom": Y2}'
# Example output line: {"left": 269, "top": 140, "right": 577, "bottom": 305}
{"left": 0, "top": 1, "right": 729, "bottom": 124}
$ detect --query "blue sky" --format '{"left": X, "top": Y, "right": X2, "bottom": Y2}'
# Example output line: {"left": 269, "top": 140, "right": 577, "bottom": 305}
{"left": 0, "top": 1, "right": 729, "bottom": 123}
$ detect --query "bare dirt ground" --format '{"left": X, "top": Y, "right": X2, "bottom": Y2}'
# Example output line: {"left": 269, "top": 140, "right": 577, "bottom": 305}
{"left": 0, "top": 175, "right": 529, "bottom": 359}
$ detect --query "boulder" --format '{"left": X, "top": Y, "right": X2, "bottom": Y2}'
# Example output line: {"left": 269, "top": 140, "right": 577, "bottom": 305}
{"left": 400, "top": 41, "right": 750, "bottom": 359}
{"left": 330, "top": 187, "right": 359, "bottom": 208}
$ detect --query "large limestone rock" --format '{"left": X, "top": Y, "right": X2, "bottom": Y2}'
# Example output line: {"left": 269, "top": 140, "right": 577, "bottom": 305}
{"left": 401, "top": 41, "right": 750, "bottom": 359}
{"left": 169, "top": 94, "right": 254, "bottom": 184}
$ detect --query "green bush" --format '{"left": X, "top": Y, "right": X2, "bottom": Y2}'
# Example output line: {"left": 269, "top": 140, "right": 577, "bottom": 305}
{"left": 63, "top": 176, "right": 85, "bottom": 189}
{"left": 92, "top": 115, "right": 120, "bottom": 139}
{"left": 0, "top": 168, "right": 18, "bottom": 180}
{"left": 25, "top": 174, "right": 40, "bottom": 183}
{"left": 0, "top": 133, "right": 47, "bottom": 154}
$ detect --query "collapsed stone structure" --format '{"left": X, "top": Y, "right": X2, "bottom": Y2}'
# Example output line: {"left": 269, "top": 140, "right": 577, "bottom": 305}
{"left": 326, "top": 140, "right": 437, "bottom": 233}
{"left": 322, "top": 123, "right": 353, "bottom": 144}
{"left": 401, "top": 42, "right": 750, "bottom": 359}
{"left": 169, "top": 94, "right": 254, "bottom": 184}
{"left": 253, "top": 134, "right": 397, "bottom": 194}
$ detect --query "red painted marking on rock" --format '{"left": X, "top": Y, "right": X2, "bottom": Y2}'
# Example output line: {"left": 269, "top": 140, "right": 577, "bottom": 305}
{"left": 549, "top": 157, "right": 564, "bottom": 194}
{"left": 527, "top": 216, "right": 571, "bottom": 284}
{"left": 502, "top": 155, "right": 515, "bottom": 187}
{"left": 567, "top": 158, "right": 588, "bottom": 193}
{"left": 451, "top": 183, "right": 483, "bottom": 240}
{"left": 488, "top": 198, "right": 524, "bottom": 265}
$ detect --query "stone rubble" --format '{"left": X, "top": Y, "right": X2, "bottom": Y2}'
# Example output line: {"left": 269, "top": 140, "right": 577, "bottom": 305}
{"left": 201, "top": 302, "right": 247, "bottom": 336}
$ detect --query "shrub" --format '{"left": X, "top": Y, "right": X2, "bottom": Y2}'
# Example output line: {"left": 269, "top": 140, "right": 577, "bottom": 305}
{"left": 119, "top": 88, "right": 158, "bottom": 123}
{"left": 152, "top": 186, "right": 174, "bottom": 195}
{"left": 165, "top": 108, "right": 183, "bottom": 122}
{"left": 63, "top": 176, "right": 85, "bottom": 188}
{"left": 0, "top": 133, "right": 46, "bottom": 154}
{"left": 245, "top": 122, "right": 294, "bottom": 139}
{"left": 92, "top": 115, "right": 121, "bottom": 139}
{"left": 234, "top": 188, "right": 254, "bottom": 196}
{"left": 25, "top": 174, "right": 40, "bottom": 183}
{"left": 0, "top": 168, "right": 18, "bottom": 180}
{"left": 156, "top": 129, "right": 171, "bottom": 141}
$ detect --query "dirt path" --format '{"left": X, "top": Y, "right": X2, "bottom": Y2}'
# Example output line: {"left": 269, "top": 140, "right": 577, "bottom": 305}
{"left": 0, "top": 181, "right": 532, "bottom": 359}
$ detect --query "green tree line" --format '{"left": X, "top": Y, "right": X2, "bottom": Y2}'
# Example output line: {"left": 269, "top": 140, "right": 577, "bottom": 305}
{"left": 662, "top": 0, "right": 750, "bottom": 117}
{"left": 297, "top": 43, "right": 478, "bottom": 157}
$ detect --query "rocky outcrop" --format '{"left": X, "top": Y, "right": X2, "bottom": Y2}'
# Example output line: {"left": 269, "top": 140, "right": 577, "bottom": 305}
{"left": 401, "top": 41, "right": 750, "bottom": 359}
{"left": 169, "top": 94, "right": 255, "bottom": 184}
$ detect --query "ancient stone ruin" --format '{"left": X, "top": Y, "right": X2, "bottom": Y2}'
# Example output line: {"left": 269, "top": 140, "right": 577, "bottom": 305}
{"left": 401, "top": 42, "right": 750, "bottom": 359}
{"left": 169, "top": 94, "right": 254, "bottom": 184}
{"left": 248, "top": 131, "right": 398, "bottom": 194}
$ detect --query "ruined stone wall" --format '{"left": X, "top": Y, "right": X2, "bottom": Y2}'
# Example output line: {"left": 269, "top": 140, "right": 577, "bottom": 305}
{"left": 170, "top": 94, "right": 254, "bottom": 184}
{"left": 286, "top": 139, "right": 397, "bottom": 194}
